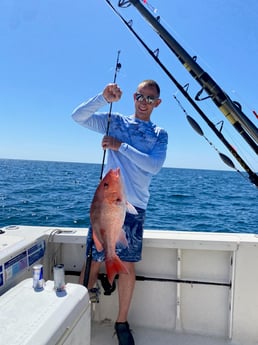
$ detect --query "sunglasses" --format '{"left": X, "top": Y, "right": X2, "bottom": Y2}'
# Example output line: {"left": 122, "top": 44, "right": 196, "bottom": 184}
{"left": 135, "top": 92, "right": 159, "bottom": 105}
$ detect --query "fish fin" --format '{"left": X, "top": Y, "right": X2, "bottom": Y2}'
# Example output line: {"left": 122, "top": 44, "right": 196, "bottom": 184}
{"left": 92, "top": 231, "right": 103, "bottom": 252}
{"left": 126, "top": 202, "right": 138, "bottom": 215}
{"left": 116, "top": 229, "right": 128, "bottom": 249}
{"left": 105, "top": 255, "right": 128, "bottom": 285}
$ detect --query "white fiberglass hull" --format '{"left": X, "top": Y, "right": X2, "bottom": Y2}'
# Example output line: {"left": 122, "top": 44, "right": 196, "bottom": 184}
{"left": 1, "top": 225, "right": 258, "bottom": 344}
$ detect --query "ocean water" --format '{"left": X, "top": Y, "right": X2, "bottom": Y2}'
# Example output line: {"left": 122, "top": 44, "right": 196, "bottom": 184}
{"left": 0, "top": 159, "right": 257, "bottom": 233}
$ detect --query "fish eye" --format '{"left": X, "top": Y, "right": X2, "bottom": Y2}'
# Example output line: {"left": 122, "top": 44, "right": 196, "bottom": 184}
{"left": 104, "top": 182, "right": 109, "bottom": 188}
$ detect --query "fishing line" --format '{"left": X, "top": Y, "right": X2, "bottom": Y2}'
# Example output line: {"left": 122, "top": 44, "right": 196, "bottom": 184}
{"left": 231, "top": 89, "right": 258, "bottom": 121}
{"left": 141, "top": 0, "right": 158, "bottom": 14}
{"left": 196, "top": 85, "right": 258, "bottom": 173}
{"left": 83, "top": 50, "right": 122, "bottom": 289}
{"left": 173, "top": 94, "right": 249, "bottom": 183}
{"left": 105, "top": 0, "right": 258, "bottom": 187}
{"left": 184, "top": 84, "right": 257, "bottom": 174}
{"left": 141, "top": 0, "right": 217, "bottom": 77}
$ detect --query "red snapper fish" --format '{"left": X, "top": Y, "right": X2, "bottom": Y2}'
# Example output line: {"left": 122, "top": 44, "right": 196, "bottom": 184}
{"left": 90, "top": 168, "right": 137, "bottom": 285}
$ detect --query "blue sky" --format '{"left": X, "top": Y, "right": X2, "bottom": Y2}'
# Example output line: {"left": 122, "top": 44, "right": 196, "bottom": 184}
{"left": 1, "top": 0, "right": 257, "bottom": 172}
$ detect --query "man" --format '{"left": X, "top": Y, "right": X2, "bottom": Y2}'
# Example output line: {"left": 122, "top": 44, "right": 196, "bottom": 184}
{"left": 72, "top": 80, "right": 168, "bottom": 345}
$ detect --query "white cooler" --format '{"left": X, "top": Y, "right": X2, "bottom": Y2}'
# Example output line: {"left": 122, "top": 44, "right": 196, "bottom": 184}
{"left": 0, "top": 278, "right": 91, "bottom": 345}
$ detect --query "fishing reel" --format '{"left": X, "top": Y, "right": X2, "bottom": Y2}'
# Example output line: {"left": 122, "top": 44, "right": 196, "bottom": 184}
{"left": 98, "top": 273, "right": 117, "bottom": 295}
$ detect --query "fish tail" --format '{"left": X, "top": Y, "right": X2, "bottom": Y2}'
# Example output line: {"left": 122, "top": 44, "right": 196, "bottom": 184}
{"left": 105, "top": 255, "right": 128, "bottom": 285}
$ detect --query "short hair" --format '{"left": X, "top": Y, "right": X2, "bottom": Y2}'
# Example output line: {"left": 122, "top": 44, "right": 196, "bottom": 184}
{"left": 137, "top": 80, "right": 160, "bottom": 97}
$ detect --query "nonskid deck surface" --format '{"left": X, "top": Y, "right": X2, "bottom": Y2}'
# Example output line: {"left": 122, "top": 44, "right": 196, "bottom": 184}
{"left": 91, "top": 320, "right": 236, "bottom": 345}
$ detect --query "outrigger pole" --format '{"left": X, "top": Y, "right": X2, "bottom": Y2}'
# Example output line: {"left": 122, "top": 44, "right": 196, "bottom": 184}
{"left": 105, "top": 0, "right": 258, "bottom": 187}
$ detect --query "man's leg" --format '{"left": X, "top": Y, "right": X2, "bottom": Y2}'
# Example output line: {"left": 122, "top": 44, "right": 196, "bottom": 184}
{"left": 116, "top": 262, "right": 135, "bottom": 322}
{"left": 79, "top": 261, "right": 101, "bottom": 288}
{"left": 114, "top": 262, "right": 136, "bottom": 345}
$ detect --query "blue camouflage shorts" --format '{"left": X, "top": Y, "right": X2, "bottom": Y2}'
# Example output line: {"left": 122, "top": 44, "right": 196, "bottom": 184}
{"left": 86, "top": 207, "right": 146, "bottom": 262}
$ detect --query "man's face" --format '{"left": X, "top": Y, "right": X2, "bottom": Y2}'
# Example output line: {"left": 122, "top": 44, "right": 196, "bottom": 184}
{"left": 134, "top": 85, "right": 161, "bottom": 121}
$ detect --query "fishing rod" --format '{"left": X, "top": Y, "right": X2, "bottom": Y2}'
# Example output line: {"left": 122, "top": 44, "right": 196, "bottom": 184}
{"left": 83, "top": 51, "right": 122, "bottom": 288}
{"left": 97, "top": 272, "right": 231, "bottom": 297}
{"left": 121, "top": 0, "right": 258, "bottom": 155}
{"left": 97, "top": 273, "right": 231, "bottom": 293}
{"left": 99, "top": 50, "right": 122, "bottom": 180}
{"left": 105, "top": 0, "right": 258, "bottom": 187}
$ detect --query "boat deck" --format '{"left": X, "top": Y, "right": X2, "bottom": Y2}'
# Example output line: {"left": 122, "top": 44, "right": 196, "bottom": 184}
{"left": 91, "top": 320, "right": 237, "bottom": 345}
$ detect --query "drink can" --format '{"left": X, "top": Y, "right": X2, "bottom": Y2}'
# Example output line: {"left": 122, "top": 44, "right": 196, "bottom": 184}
{"left": 53, "top": 264, "right": 65, "bottom": 291}
{"left": 33, "top": 264, "right": 44, "bottom": 291}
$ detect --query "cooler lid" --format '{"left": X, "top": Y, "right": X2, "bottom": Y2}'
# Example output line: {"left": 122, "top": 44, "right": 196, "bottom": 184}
{"left": 0, "top": 278, "right": 90, "bottom": 345}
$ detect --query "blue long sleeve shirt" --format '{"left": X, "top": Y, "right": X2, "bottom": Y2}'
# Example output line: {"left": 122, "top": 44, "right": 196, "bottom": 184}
{"left": 72, "top": 93, "right": 168, "bottom": 210}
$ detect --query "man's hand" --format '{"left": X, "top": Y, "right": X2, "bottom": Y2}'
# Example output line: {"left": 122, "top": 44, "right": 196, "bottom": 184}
{"left": 103, "top": 83, "right": 122, "bottom": 103}
{"left": 102, "top": 135, "right": 122, "bottom": 151}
